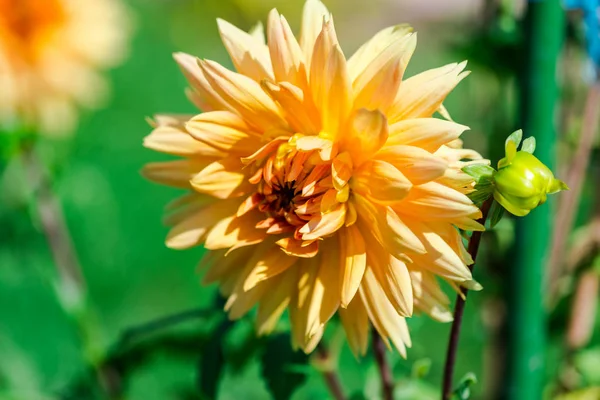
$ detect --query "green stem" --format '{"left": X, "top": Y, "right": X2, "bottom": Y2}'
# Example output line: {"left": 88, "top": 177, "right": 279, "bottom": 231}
{"left": 509, "top": 1, "right": 564, "bottom": 398}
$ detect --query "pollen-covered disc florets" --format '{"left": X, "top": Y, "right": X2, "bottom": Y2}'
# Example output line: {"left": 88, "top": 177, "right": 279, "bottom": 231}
{"left": 143, "top": 0, "right": 488, "bottom": 356}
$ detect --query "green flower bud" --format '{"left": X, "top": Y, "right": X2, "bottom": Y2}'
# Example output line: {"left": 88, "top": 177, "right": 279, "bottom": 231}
{"left": 493, "top": 130, "right": 568, "bottom": 217}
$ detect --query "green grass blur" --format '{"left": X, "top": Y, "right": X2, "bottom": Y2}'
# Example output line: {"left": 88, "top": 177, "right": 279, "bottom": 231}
{"left": 1, "top": 0, "right": 599, "bottom": 399}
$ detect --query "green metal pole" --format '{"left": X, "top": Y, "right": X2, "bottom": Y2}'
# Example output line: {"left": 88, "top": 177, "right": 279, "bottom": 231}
{"left": 508, "top": 1, "right": 564, "bottom": 398}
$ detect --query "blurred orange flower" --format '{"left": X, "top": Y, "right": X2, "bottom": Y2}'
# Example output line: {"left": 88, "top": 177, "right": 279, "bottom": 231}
{"left": 0, "top": 0, "right": 130, "bottom": 136}
{"left": 143, "top": 0, "right": 486, "bottom": 355}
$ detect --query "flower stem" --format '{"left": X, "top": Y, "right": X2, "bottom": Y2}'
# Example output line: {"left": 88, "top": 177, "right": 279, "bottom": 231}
{"left": 22, "top": 145, "right": 87, "bottom": 309}
{"left": 21, "top": 145, "right": 105, "bottom": 367}
{"left": 441, "top": 198, "right": 493, "bottom": 400}
{"left": 315, "top": 344, "right": 346, "bottom": 400}
{"left": 372, "top": 327, "right": 394, "bottom": 400}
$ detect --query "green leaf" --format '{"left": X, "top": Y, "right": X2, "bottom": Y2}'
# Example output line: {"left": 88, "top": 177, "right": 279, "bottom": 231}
{"left": 461, "top": 164, "right": 496, "bottom": 184}
{"left": 411, "top": 358, "right": 432, "bottom": 379}
{"left": 349, "top": 392, "right": 368, "bottom": 400}
{"left": 462, "top": 164, "right": 496, "bottom": 205}
{"left": 488, "top": 200, "right": 505, "bottom": 229}
{"left": 260, "top": 333, "right": 309, "bottom": 400}
{"left": 574, "top": 347, "right": 600, "bottom": 385}
{"left": 198, "top": 320, "right": 231, "bottom": 399}
{"left": 505, "top": 129, "right": 523, "bottom": 149}
{"left": 466, "top": 184, "right": 494, "bottom": 205}
{"left": 520, "top": 136, "right": 536, "bottom": 153}
{"left": 452, "top": 372, "right": 477, "bottom": 400}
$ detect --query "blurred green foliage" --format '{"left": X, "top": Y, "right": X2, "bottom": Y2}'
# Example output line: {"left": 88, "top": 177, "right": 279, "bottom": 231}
{"left": 1, "top": 0, "right": 599, "bottom": 399}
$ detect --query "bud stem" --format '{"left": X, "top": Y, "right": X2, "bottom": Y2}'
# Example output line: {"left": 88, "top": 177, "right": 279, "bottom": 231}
{"left": 441, "top": 198, "right": 493, "bottom": 400}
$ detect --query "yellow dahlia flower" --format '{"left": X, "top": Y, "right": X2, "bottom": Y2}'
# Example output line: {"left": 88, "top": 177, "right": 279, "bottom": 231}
{"left": 143, "top": 0, "right": 486, "bottom": 356}
{"left": 0, "top": 0, "right": 130, "bottom": 136}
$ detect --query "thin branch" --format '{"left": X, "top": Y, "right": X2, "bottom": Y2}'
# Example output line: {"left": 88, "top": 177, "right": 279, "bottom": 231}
{"left": 372, "top": 328, "right": 394, "bottom": 400}
{"left": 22, "top": 145, "right": 86, "bottom": 308}
{"left": 315, "top": 344, "right": 346, "bottom": 400}
{"left": 442, "top": 198, "right": 493, "bottom": 400}
{"left": 548, "top": 81, "right": 600, "bottom": 304}
{"left": 21, "top": 144, "right": 115, "bottom": 395}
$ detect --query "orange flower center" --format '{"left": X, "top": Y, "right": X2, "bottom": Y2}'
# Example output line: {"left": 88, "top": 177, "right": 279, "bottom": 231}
{"left": 0, "top": 0, "right": 66, "bottom": 60}
{"left": 247, "top": 141, "right": 334, "bottom": 240}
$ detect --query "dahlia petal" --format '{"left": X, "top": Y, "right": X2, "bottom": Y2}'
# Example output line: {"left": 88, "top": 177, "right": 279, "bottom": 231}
{"left": 338, "top": 295, "right": 369, "bottom": 357}
{"left": 452, "top": 217, "right": 485, "bottom": 232}
{"left": 163, "top": 193, "right": 213, "bottom": 226}
{"left": 339, "top": 225, "right": 367, "bottom": 307}
{"left": 352, "top": 33, "right": 416, "bottom": 112}
{"left": 345, "top": 201, "right": 358, "bottom": 227}
{"left": 310, "top": 22, "right": 350, "bottom": 137}
{"left": 267, "top": 9, "right": 308, "bottom": 87}
{"left": 199, "top": 59, "right": 288, "bottom": 132}
{"left": 433, "top": 222, "right": 475, "bottom": 266}
{"left": 375, "top": 145, "right": 448, "bottom": 185}
{"left": 300, "top": 202, "right": 347, "bottom": 240}
{"left": 261, "top": 81, "right": 321, "bottom": 134}
{"left": 256, "top": 269, "right": 297, "bottom": 335}
{"left": 388, "top": 61, "right": 469, "bottom": 123}
{"left": 377, "top": 256, "right": 414, "bottom": 317}
{"left": 142, "top": 159, "right": 213, "bottom": 188}
{"left": 300, "top": 0, "right": 331, "bottom": 67}
{"left": 353, "top": 194, "right": 426, "bottom": 256}
{"left": 347, "top": 24, "right": 414, "bottom": 80}
{"left": 276, "top": 237, "right": 319, "bottom": 258}
{"left": 185, "top": 88, "right": 210, "bottom": 111}
{"left": 289, "top": 259, "right": 318, "bottom": 347}
{"left": 352, "top": 160, "right": 412, "bottom": 205}
{"left": 359, "top": 269, "right": 411, "bottom": 357}
{"left": 165, "top": 200, "right": 239, "bottom": 249}
{"left": 362, "top": 233, "right": 413, "bottom": 316}
{"left": 303, "top": 325, "right": 325, "bottom": 353}
{"left": 144, "top": 115, "right": 226, "bottom": 157}
{"left": 321, "top": 45, "right": 352, "bottom": 138}
{"left": 249, "top": 21, "right": 266, "bottom": 43}
{"left": 309, "top": 20, "right": 339, "bottom": 112}
{"left": 186, "top": 111, "right": 261, "bottom": 155}
{"left": 406, "top": 219, "right": 474, "bottom": 282}
{"left": 394, "top": 181, "right": 481, "bottom": 221}
{"left": 237, "top": 193, "right": 262, "bottom": 217}
{"left": 173, "top": 52, "right": 230, "bottom": 112}
{"left": 344, "top": 108, "right": 389, "bottom": 166}
{"left": 295, "top": 135, "right": 337, "bottom": 161}
{"left": 301, "top": 164, "right": 330, "bottom": 196}
{"left": 191, "top": 156, "right": 251, "bottom": 199}
{"left": 204, "top": 212, "right": 267, "bottom": 251}
{"left": 331, "top": 151, "right": 353, "bottom": 190}
{"left": 243, "top": 245, "right": 299, "bottom": 291}
{"left": 410, "top": 269, "right": 453, "bottom": 322}
{"left": 387, "top": 118, "right": 469, "bottom": 153}
{"left": 217, "top": 18, "right": 274, "bottom": 82}
{"left": 202, "top": 247, "right": 252, "bottom": 285}
{"left": 241, "top": 138, "right": 287, "bottom": 165}
{"left": 226, "top": 282, "right": 268, "bottom": 319}
{"left": 305, "top": 243, "right": 340, "bottom": 339}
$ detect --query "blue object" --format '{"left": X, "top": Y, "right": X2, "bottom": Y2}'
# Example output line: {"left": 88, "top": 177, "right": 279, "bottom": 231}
{"left": 564, "top": 0, "right": 600, "bottom": 68}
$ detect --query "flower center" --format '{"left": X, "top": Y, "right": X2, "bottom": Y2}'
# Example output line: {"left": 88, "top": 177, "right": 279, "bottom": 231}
{"left": 0, "top": 0, "right": 66, "bottom": 60}
{"left": 248, "top": 139, "right": 334, "bottom": 239}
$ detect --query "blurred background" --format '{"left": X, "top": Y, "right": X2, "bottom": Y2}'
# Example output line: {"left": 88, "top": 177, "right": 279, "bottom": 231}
{"left": 1, "top": 0, "right": 599, "bottom": 399}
